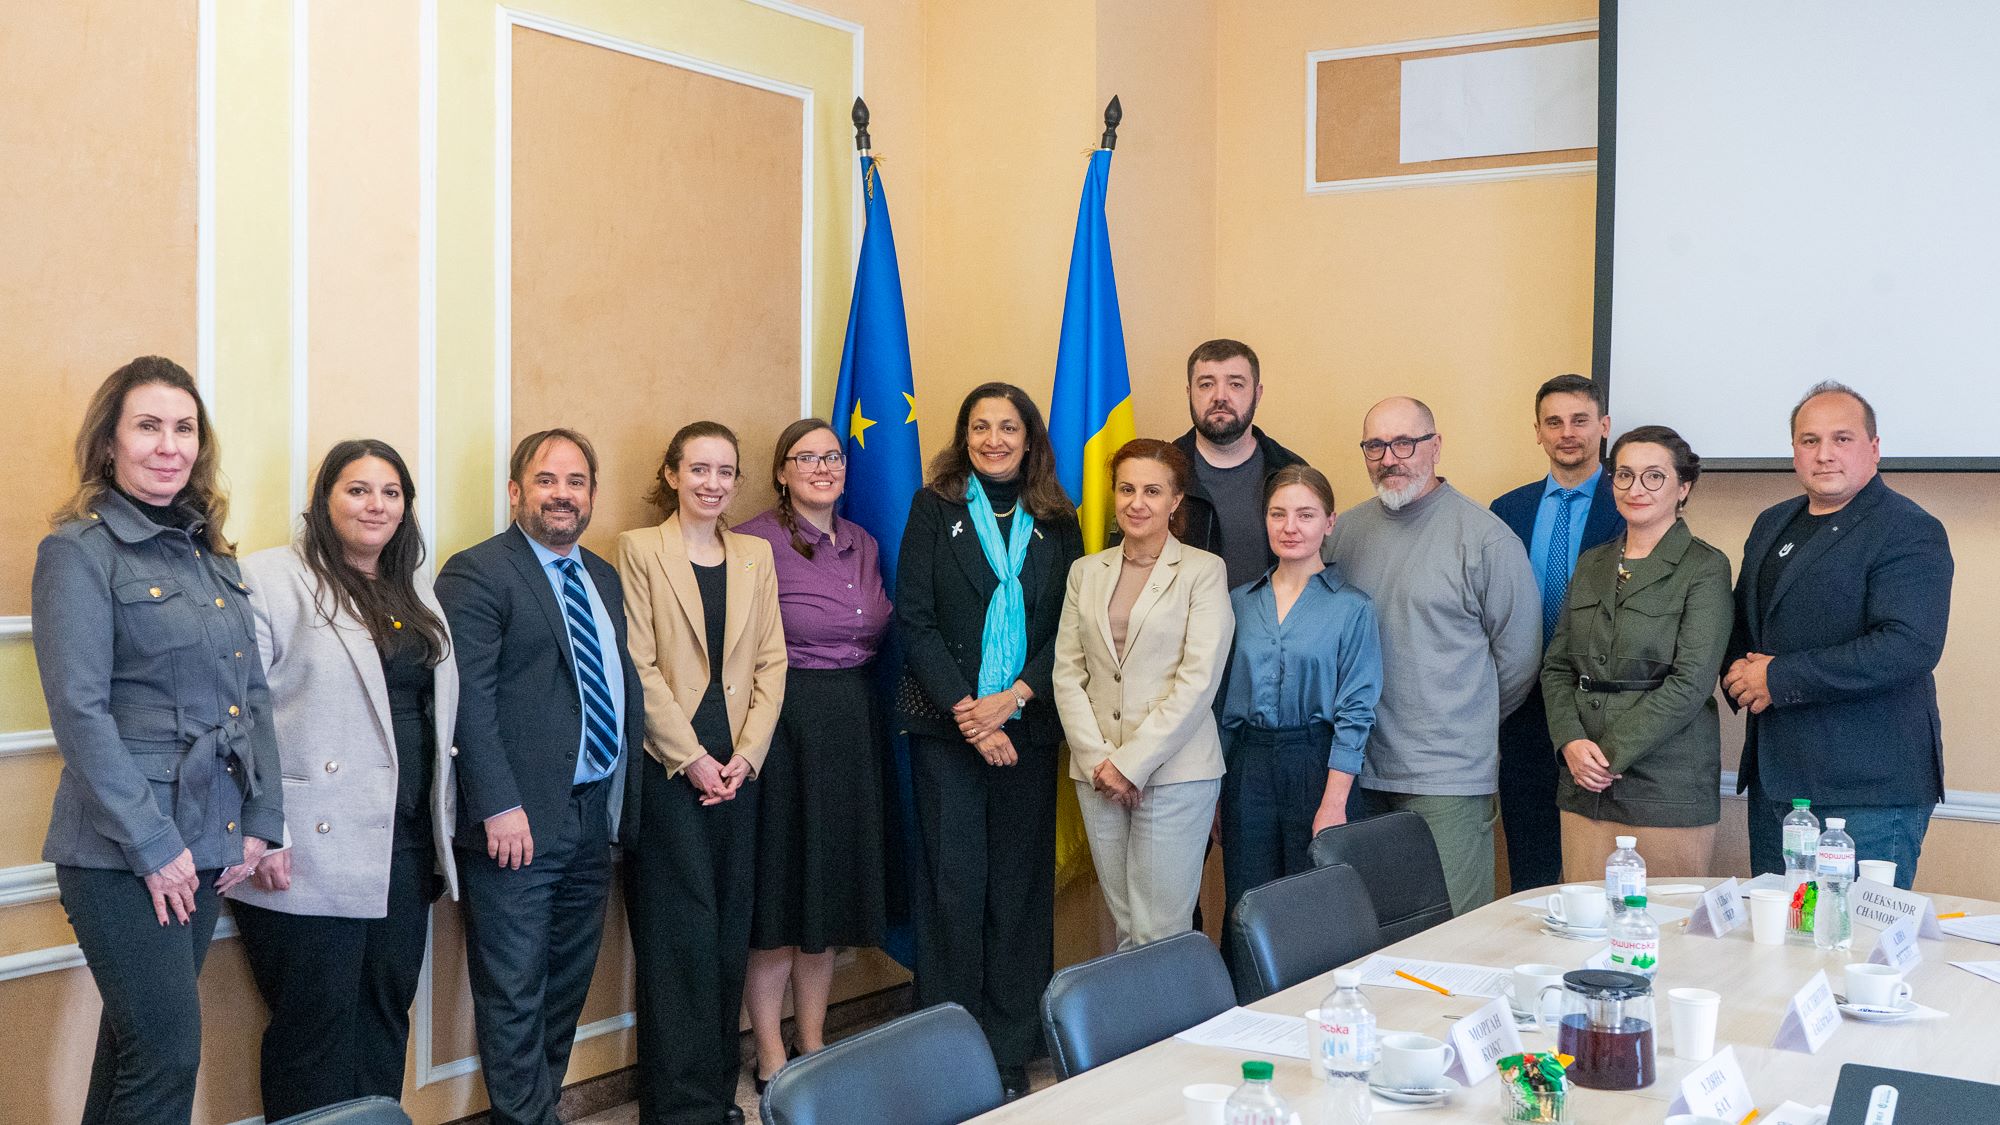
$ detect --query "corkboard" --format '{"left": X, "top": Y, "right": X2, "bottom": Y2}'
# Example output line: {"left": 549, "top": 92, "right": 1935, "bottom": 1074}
{"left": 1314, "top": 30, "right": 1597, "bottom": 184}
{"left": 509, "top": 27, "right": 803, "bottom": 558}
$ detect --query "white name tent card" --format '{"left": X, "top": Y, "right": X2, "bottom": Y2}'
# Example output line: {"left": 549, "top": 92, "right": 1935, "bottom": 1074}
{"left": 1687, "top": 877, "right": 1747, "bottom": 937}
{"left": 1868, "top": 913, "right": 1923, "bottom": 972}
{"left": 1667, "top": 1045, "right": 1756, "bottom": 1121}
{"left": 1850, "top": 881, "right": 1944, "bottom": 938}
{"left": 1774, "top": 970, "right": 1841, "bottom": 1054}
{"left": 1444, "top": 995, "right": 1523, "bottom": 1088}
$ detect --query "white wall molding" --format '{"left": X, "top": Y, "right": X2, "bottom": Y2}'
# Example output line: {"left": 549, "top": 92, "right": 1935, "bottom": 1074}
{"left": 418, "top": 0, "right": 440, "bottom": 562}
{"left": 0, "top": 905, "right": 238, "bottom": 983}
{"left": 1717, "top": 770, "right": 2000, "bottom": 825}
{"left": 197, "top": 0, "right": 219, "bottom": 402}
{"left": 740, "top": 0, "right": 866, "bottom": 268}
{"left": 288, "top": 0, "right": 311, "bottom": 521}
{"left": 0, "top": 863, "right": 57, "bottom": 908}
{"left": 1305, "top": 19, "right": 1599, "bottom": 195}
{"left": 0, "top": 730, "right": 55, "bottom": 760}
{"left": 0, "top": 617, "right": 30, "bottom": 640}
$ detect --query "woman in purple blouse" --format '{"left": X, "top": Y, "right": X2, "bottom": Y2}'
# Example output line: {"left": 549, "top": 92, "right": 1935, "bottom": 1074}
{"left": 736, "top": 417, "right": 893, "bottom": 1089}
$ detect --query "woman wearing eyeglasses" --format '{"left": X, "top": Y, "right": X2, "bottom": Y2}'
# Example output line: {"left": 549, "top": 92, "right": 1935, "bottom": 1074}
{"left": 734, "top": 419, "right": 892, "bottom": 1092}
{"left": 1540, "top": 425, "right": 1735, "bottom": 880}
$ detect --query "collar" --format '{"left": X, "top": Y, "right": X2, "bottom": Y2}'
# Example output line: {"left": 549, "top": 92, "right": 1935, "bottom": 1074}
{"left": 789, "top": 511, "right": 854, "bottom": 554}
{"left": 518, "top": 524, "right": 581, "bottom": 569}
{"left": 1378, "top": 476, "right": 1452, "bottom": 518}
{"left": 1247, "top": 560, "right": 1347, "bottom": 596}
{"left": 1097, "top": 534, "right": 1184, "bottom": 568}
{"left": 93, "top": 489, "right": 202, "bottom": 545}
{"left": 1541, "top": 465, "right": 1603, "bottom": 501}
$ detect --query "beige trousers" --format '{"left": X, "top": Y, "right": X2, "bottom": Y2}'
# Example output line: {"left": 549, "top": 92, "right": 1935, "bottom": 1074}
{"left": 1559, "top": 811, "right": 1718, "bottom": 884}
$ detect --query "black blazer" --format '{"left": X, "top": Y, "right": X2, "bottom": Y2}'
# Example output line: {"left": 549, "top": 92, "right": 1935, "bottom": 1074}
{"left": 1724, "top": 475, "right": 1952, "bottom": 807}
{"left": 436, "top": 525, "right": 647, "bottom": 845}
{"left": 895, "top": 487, "right": 1084, "bottom": 745}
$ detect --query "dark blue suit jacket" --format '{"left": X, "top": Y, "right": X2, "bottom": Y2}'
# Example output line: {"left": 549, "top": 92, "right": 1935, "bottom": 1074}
{"left": 1724, "top": 475, "right": 1952, "bottom": 807}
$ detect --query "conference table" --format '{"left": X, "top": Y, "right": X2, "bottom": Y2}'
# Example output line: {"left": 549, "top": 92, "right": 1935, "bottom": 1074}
{"left": 972, "top": 879, "right": 2000, "bottom": 1123}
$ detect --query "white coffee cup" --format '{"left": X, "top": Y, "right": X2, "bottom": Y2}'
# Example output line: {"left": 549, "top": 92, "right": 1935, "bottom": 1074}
{"left": 1668, "top": 987, "right": 1721, "bottom": 1059}
{"left": 1303, "top": 1009, "right": 1329, "bottom": 1078}
{"left": 1508, "top": 963, "right": 1568, "bottom": 1023}
{"left": 1547, "top": 884, "right": 1607, "bottom": 930}
{"left": 1376, "top": 1032, "right": 1455, "bottom": 1091}
{"left": 1182, "top": 1082, "right": 1233, "bottom": 1125}
{"left": 1857, "top": 859, "right": 1897, "bottom": 886}
{"left": 1844, "top": 963, "right": 1914, "bottom": 1009}
{"left": 1747, "top": 888, "right": 1789, "bottom": 946}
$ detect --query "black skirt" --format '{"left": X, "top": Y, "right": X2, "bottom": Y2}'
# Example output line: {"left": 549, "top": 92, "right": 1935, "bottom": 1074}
{"left": 751, "top": 665, "right": 888, "bottom": 952}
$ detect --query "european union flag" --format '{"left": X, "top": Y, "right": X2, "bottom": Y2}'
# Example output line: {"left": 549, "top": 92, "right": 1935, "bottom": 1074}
{"left": 1049, "top": 148, "right": 1136, "bottom": 554}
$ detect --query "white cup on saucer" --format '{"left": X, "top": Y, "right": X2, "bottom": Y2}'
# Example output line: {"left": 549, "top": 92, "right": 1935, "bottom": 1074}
{"left": 1508, "top": 963, "right": 1567, "bottom": 1023}
{"left": 1376, "top": 1032, "right": 1455, "bottom": 1090}
{"left": 1182, "top": 1083, "right": 1233, "bottom": 1125}
{"left": 1547, "top": 884, "right": 1606, "bottom": 930}
{"left": 1844, "top": 963, "right": 1913, "bottom": 1009}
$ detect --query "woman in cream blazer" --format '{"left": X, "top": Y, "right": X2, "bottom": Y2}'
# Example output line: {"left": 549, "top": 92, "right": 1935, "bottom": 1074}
{"left": 614, "top": 421, "right": 787, "bottom": 1125}
{"left": 1054, "top": 439, "right": 1233, "bottom": 949}
{"left": 227, "top": 439, "right": 458, "bottom": 1120}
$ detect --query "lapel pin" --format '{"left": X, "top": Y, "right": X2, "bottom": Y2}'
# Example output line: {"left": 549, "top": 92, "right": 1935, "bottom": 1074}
{"left": 1033, "top": 527, "right": 1044, "bottom": 540}
{"left": 951, "top": 520, "right": 964, "bottom": 537}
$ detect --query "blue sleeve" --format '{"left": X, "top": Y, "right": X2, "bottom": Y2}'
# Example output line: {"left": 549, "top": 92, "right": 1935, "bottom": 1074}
{"left": 1325, "top": 598, "right": 1383, "bottom": 775}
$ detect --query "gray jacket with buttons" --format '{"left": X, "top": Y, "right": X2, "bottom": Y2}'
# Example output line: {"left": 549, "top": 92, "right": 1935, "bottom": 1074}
{"left": 33, "top": 490, "right": 284, "bottom": 875}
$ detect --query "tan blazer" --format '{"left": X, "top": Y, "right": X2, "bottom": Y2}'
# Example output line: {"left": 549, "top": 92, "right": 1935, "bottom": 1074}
{"left": 228, "top": 545, "right": 460, "bottom": 917}
{"left": 616, "top": 515, "right": 787, "bottom": 778}
{"left": 1053, "top": 537, "right": 1234, "bottom": 790}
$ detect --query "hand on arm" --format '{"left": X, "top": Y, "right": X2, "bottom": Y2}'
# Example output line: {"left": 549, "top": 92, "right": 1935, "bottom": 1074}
{"left": 1091, "top": 759, "right": 1141, "bottom": 809}
{"left": 1723, "top": 654, "right": 1773, "bottom": 714}
{"left": 214, "top": 836, "right": 269, "bottom": 895}
{"left": 972, "top": 728, "right": 1018, "bottom": 767}
{"left": 1561, "top": 739, "right": 1621, "bottom": 792}
{"left": 248, "top": 847, "right": 292, "bottom": 892}
{"left": 954, "top": 685, "right": 1024, "bottom": 740}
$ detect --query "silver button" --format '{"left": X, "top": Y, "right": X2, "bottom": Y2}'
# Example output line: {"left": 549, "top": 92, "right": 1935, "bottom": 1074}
{"left": 325, "top": 761, "right": 339, "bottom": 774}
{"left": 316, "top": 822, "right": 331, "bottom": 834}
{"left": 449, "top": 746, "right": 459, "bottom": 757}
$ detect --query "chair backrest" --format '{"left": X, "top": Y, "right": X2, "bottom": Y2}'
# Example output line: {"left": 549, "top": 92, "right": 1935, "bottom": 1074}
{"left": 268, "top": 1096, "right": 411, "bottom": 1125}
{"left": 1228, "top": 862, "right": 1382, "bottom": 1002}
{"left": 1309, "top": 810, "right": 1453, "bottom": 945}
{"left": 761, "top": 1002, "right": 1004, "bottom": 1125}
{"left": 1041, "top": 930, "right": 1236, "bottom": 1080}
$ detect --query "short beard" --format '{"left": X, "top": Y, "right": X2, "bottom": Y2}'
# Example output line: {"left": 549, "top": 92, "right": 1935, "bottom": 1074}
{"left": 1374, "top": 474, "right": 1428, "bottom": 511}
{"left": 1193, "top": 408, "right": 1253, "bottom": 447}
{"left": 518, "top": 504, "right": 589, "bottom": 548}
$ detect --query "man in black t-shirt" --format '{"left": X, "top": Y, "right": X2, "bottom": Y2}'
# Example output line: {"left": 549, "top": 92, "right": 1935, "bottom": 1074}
{"left": 1168, "top": 339, "right": 1305, "bottom": 590}
{"left": 1723, "top": 382, "right": 1953, "bottom": 890}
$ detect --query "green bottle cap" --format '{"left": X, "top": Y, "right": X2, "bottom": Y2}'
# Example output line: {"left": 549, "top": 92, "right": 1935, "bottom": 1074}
{"left": 1625, "top": 895, "right": 1647, "bottom": 908}
{"left": 1793, "top": 798, "right": 1811, "bottom": 808}
{"left": 1242, "top": 1060, "right": 1274, "bottom": 1081}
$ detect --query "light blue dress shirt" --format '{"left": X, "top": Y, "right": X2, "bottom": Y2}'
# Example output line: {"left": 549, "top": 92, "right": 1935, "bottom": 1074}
{"left": 524, "top": 532, "right": 626, "bottom": 785}
{"left": 1527, "top": 466, "right": 1601, "bottom": 599}
{"left": 1219, "top": 566, "right": 1383, "bottom": 775}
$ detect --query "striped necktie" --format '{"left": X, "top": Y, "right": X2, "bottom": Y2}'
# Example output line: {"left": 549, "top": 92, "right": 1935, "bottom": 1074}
{"left": 1541, "top": 488, "right": 1582, "bottom": 641}
{"left": 555, "top": 556, "right": 619, "bottom": 775}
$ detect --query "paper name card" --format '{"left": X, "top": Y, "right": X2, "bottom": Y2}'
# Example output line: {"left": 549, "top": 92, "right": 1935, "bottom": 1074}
{"left": 1444, "top": 994, "right": 1523, "bottom": 1088}
{"left": 1850, "top": 881, "right": 1944, "bottom": 937}
{"left": 1687, "top": 876, "right": 1746, "bottom": 937}
{"left": 1869, "top": 913, "right": 1923, "bottom": 972}
{"left": 1668, "top": 1045, "right": 1755, "bottom": 1120}
{"left": 1774, "top": 970, "right": 1840, "bottom": 1054}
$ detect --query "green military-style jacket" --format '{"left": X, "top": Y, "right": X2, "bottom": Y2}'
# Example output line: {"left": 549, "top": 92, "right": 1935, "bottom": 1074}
{"left": 1540, "top": 518, "right": 1735, "bottom": 828}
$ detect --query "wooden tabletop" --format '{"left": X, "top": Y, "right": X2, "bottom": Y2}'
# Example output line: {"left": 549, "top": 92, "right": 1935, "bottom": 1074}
{"left": 972, "top": 879, "right": 2000, "bottom": 1123}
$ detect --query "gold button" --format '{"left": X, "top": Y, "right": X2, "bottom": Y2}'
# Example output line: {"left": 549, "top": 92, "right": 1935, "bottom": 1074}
{"left": 194, "top": 548, "right": 201, "bottom": 557}
{"left": 316, "top": 822, "right": 330, "bottom": 834}
{"left": 214, "top": 597, "right": 226, "bottom": 608}
{"left": 228, "top": 705, "right": 240, "bottom": 716}
{"left": 226, "top": 821, "right": 236, "bottom": 833}
{"left": 149, "top": 587, "right": 162, "bottom": 598}
{"left": 89, "top": 512, "right": 100, "bottom": 520}
{"left": 325, "top": 761, "right": 339, "bottom": 774}
{"left": 234, "top": 651, "right": 243, "bottom": 659}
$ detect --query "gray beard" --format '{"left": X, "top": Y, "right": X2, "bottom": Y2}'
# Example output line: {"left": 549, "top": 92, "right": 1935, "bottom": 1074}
{"left": 1375, "top": 476, "right": 1427, "bottom": 511}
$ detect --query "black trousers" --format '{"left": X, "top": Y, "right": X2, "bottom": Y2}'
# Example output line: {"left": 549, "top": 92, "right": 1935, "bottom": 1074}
{"left": 232, "top": 837, "right": 437, "bottom": 1120}
{"left": 1218, "top": 728, "right": 1325, "bottom": 924}
{"left": 458, "top": 781, "right": 614, "bottom": 1125}
{"left": 624, "top": 752, "right": 758, "bottom": 1125}
{"left": 1497, "top": 695, "right": 1565, "bottom": 893}
{"left": 57, "top": 863, "right": 222, "bottom": 1125}
{"left": 910, "top": 730, "right": 1057, "bottom": 1069}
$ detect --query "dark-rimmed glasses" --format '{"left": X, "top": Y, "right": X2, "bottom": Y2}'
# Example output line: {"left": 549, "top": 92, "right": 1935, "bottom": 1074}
{"left": 1358, "top": 433, "right": 1437, "bottom": 462}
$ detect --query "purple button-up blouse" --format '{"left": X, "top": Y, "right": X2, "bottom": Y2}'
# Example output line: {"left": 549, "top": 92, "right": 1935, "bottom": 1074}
{"left": 736, "top": 509, "right": 893, "bottom": 670}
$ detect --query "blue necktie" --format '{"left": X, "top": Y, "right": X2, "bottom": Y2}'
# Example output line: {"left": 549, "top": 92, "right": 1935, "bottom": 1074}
{"left": 1541, "top": 488, "right": 1582, "bottom": 641}
{"left": 555, "top": 557, "right": 619, "bottom": 776}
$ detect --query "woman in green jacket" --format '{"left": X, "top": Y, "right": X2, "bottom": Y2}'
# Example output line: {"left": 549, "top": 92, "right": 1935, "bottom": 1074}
{"left": 1541, "top": 425, "right": 1735, "bottom": 880}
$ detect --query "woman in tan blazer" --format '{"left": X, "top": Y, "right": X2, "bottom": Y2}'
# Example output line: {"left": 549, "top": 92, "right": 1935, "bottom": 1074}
{"left": 1054, "top": 439, "right": 1233, "bottom": 949}
{"left": 615, "top": 420, "right": 786, "bottom": 1125}
{"left": 227, "top": 439, "right": 458, "bottom": 1120}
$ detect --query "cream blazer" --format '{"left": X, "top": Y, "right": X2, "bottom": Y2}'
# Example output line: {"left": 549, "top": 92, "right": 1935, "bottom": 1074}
{"left": 1053, "top": 537, "right": 1233, "bottom": 790}
{"left": 228, "top": 545, "right": 460, "bottom": 917}
{"left": 615, "top": 515, "right": 787, "bottom": 778}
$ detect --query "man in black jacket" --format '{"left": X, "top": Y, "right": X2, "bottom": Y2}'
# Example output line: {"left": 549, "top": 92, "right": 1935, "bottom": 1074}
{"left": 1171, "top": 339, "right": 1306, "bottom": 589}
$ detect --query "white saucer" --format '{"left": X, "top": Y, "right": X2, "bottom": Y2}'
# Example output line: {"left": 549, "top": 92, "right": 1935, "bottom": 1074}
{"left": 1541, "top": 915, "right": 1608, "bottom": 937}
{"left": 1541, "top": 920, "right": 1608, "bottom": 942}
{"left": 1369, "top": 1076, "right": 1459, "bottom": 1104}
{"left": 1835, "top": 996, "right": 1919, "bottom": 1022}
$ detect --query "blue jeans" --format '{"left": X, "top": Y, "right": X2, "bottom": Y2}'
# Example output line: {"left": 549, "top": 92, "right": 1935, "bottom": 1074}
{"left": 1749, "top": 788, "right": 1934, "bottom": 890}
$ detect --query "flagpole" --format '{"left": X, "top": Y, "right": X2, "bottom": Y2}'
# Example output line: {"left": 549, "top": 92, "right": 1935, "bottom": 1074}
{"left": 852, "top": 95, "right": 871, "bottom": 153}
{"left": 1100, "top": 94, "right": 1121, "bottom": 149}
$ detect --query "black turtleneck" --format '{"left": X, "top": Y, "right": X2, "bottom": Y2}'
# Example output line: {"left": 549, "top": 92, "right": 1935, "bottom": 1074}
{"left": 116, "top": 488, "right": 198, "bottom": 531}
{"left": 974, "top": 471, "right": 1021, "bottom": 530}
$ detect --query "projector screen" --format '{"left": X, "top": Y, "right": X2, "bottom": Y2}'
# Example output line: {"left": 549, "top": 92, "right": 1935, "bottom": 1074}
{"left": 1594, "top": 0, "right": 2000, "bottom": 469}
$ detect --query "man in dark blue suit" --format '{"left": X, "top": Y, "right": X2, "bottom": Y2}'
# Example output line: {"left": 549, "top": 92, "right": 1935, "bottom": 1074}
{"left": 1723, "top": 383, "right": 1952, "bottom": 891}
{"left": 437, "top": 429, "right": 648, "bottom": 1125}
{"left": 1490, "top": 374, "right": 1624, "bottom": 890}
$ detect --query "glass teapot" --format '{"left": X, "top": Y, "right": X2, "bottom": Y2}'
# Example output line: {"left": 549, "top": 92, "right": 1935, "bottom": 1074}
{"left": 1534, "top": 969, "right": 1656, "bottom": 1090}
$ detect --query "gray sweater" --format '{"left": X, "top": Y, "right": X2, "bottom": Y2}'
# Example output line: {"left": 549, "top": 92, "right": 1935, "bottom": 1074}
{"left": 1325, "top": 480, "right": 1541, "bottom": 795}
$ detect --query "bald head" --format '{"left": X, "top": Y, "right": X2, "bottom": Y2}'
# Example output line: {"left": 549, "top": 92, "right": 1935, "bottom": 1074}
{"left": 1363, "top": 396, "right": 1437, "bottom": 438}
{"left": 1360, "top": 396, "right": 1442, "bottom": 510}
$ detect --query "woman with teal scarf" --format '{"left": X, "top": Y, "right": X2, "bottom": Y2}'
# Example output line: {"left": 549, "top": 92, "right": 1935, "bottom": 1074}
{"left": 897, "top": 383, "right": 1083, "bottom": 1099}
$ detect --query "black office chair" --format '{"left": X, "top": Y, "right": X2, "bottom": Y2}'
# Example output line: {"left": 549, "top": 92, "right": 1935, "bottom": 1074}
{"left": 1309, "top": 810, "right": 1453, "bottom": 945}
{"left": 760, "top": 1002, "right": 1004, "bottom": 1125}
{"left": 268, "top": 1097, "right": 411, "bottom": 1125}
{"left": 1228, "top": 862, "right": 1382, "bottom": 1002}
{"left": 1041, "top": 930, "right": 1236, "bottom": 1080}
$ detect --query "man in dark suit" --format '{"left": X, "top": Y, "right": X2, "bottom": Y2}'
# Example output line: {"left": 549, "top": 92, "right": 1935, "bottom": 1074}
{"left": 1724, "top": 383, "right": 1952, "bottom": 891}
{"left": 1490, "top": 374, "right": 1624, "bottom": 891}
{"left": 1171, "top": 338, "right": 1306, "bottom": 590}
{"left": 437, "top": 429, "right": 647, "bottom": 1125}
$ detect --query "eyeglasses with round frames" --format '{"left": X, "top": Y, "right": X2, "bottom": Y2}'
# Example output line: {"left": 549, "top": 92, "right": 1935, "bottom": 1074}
{"left": 1358, "top": 433, "right": 1437, "bottom": 462}
{"left": 1612, "top": 467, "right": 1671, "bottom": 492}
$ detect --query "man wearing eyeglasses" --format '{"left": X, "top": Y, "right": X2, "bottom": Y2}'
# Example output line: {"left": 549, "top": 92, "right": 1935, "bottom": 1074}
{"left": 1324, "top": 397, "right": 1542, "bottom": 914}
{"left": 1723, "top": 382, "right": 1952, "bottom": 890}
{"left": 1490, "top": 375, "right": 1625, "bottom": 893}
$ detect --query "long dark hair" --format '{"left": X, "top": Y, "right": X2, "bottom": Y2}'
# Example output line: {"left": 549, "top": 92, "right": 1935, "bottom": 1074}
{"left": 645, "top": 420, "right": 741, "bottom": 521}
{"left": 299, "top": 439, "right": 448, "bottom": 666}
{"left": 55, "top": 356, "right": 234, "bottom": 554}
{"left": 926, "top": 382, "right": 1074, "bottom": 520}
{"left": 770, "top": 417, "right": 838, "bottom": 559}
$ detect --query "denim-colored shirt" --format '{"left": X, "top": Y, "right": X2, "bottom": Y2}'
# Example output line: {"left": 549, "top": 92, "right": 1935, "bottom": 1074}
{"left": 1219, "top": 565, "right": 1383, "bottom": 775}
{"left": 1528, "top": 466, "right": 1602, "bottom": 601}
{"left": 524, "top": 530, "right": 626, "bottom": 785}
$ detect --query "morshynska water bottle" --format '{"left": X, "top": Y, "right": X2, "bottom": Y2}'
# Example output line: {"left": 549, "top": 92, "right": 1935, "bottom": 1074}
{"left": 1605, "top": 835, "right": 1647, "bottom": 915}
{"left": 1317, "top": 968, "right": 1375, "bottom": 1123}
{"left": 1225, "top": 1060, "right": 1292, "bottom": 1125}
{"left": 1814, "top": 818, "right": 1856, "bottom": 952}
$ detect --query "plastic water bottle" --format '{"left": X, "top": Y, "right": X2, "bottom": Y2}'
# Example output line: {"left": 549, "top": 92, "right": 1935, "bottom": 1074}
{"left": 1783, "top": 799, "right": 1820, "bottom": 944}
{"left": 1608, "top": 895, "right": 1660, "bottom": 978}
{"left": 1815, "top": 818, "right": 1856, "bottom": 952}
{"left": 1225, "top": 1060, "right": 1291, "bottom": 1125}
{"left": 1317, "top": 968, "right": 1375, "bottom": 1123}
{"left": 1605, "top": 835, "right": 1647, "bottom": 915}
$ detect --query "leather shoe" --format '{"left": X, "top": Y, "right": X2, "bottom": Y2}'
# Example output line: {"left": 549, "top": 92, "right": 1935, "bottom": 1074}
{"left": 998, "top": 1064, "right": 1030, "bottom": 1102}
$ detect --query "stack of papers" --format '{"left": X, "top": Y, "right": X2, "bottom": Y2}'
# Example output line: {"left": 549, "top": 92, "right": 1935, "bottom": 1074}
{"left": 1174, "top": 1008, "right": 1309, "bottom": 1059}
{"left": 1353, "top": 955, "right": 1510, "bottom": 998}
{"left": 1942, "top": 915, "right": 2000, "bottom": 945}
{"left": 1949, "top": 960, "right": 2000, "bottom": 986}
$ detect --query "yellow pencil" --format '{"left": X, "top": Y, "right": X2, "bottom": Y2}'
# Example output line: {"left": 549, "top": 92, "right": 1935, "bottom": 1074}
{"left": 1740, "top": 1109, "right": 1760, "bottom": 1125}
{"left": 1393, "top": 969, "right": 1453, "bottom": 996}
{"left": 1938, "top": 912, "right": 1967, "bottom": 920}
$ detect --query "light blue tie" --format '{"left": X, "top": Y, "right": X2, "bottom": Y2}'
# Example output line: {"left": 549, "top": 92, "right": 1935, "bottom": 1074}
{"left": 555, "top": 557, "right": 619, "bottom": 776}
{"left": 1541, "top": 488, "right": 1582, "bottom": 641}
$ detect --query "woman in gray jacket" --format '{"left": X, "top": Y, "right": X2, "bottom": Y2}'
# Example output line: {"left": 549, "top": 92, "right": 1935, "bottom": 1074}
{"left": 226, "top": 439, "right": 459, "bottom": 1120}
{"left": 33, "top": 356, "right": 283, "bottom": 1125}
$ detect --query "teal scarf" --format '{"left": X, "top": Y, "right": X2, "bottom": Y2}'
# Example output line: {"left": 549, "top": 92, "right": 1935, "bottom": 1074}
{"left": 965, "top": 475, "right": 1034, "bottom": 704}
